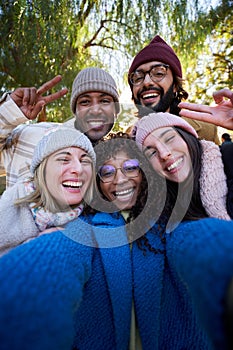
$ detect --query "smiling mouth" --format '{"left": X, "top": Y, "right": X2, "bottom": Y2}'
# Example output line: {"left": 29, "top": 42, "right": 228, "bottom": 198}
{"left": 167, "top": 157, "right": 183, "bottom": 172}
{"left": 87, "top": 120, "right": 105, "bottom": 129}
{"left": 62, "top": 181, "right": 83, "bottom": 189}
{"left": 142, "top": 92, "right": 160, "bottom": 100}
{"left": 114, "top": 188, "right": 134, "bottom": 198}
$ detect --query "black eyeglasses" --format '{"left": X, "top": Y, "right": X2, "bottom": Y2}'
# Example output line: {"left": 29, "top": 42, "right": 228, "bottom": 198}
{"left": 129, "top": 64, "right": 169, "bottom": 86}
{"left": 98, "top": 159, "right": 140, "bottom": 183}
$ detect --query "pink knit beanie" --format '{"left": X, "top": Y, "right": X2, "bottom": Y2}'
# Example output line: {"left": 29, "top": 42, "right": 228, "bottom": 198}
{"left": 134, "top": 112, "right": 198, "bottom": 150}
{"left": 134, "top": 112, "right": 230, "bottom": 220}
{"left": 128, "top": 35, "right": 182, "bottom": 87}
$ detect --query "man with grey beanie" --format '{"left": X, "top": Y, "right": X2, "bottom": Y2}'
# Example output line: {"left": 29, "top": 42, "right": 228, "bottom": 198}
{"left": 0, "top": 68, "right": 120, "bottom": 188}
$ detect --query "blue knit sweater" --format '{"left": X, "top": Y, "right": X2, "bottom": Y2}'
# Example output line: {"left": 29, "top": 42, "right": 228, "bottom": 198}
{"left": 0, "top": 214, "right": 232, "bottom": 349}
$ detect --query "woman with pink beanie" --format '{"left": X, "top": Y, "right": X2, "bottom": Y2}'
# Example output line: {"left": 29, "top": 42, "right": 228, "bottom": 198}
{"left": 134, "top": 112, "right": 232, "bottom": 230}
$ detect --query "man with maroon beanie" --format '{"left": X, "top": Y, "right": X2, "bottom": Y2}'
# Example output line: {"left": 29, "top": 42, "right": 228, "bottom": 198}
{"left": 128, "top": 35, "right": 220, "bottom": 144}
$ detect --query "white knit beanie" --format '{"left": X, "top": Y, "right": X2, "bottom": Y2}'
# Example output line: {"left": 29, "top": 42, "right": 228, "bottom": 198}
{"left": 134, "top": 112, "right": 198, "bottom": 150}
{"left": 70, "top": 67, "right": 120, "bottom": 114}
{"left": 30, "top": 127, "right": 96, "bottom": 175}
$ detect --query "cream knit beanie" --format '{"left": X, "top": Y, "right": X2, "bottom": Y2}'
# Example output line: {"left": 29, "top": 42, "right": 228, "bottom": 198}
{"left": 30, "top": 127, "right": 96, "bottom": 175}
{"left": 70, "top": 67, "right": 120, "bottom": 114}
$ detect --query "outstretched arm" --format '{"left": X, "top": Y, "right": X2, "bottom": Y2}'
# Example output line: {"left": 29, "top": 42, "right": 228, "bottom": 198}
{"left": 10, "top": 75, "right": 68, "bottom": 120}
{"left": 179, "top": 88, "right": 233, "bottom": 130}
{"left": 0, "top": 231, "right": 92, "bottom": 350}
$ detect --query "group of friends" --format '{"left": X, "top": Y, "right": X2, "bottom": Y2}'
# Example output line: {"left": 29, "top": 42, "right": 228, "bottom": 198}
{"left": 0, "top": 34, "right": 233, "bottom": 349}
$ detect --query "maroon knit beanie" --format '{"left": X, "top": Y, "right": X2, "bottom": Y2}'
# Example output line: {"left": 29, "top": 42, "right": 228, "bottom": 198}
{"left": 128, "top": 35, "right": 182, "bottom": 86}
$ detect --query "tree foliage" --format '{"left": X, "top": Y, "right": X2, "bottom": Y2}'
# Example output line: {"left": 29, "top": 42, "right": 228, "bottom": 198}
{"left": 0, "top": 0, "right": 232, "bottom": 122}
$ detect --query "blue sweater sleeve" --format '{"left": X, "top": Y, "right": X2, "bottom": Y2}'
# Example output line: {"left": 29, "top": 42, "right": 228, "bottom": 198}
{"left": 166, "top": 218, "right": 233, "bottom": 349}
{"left": 0, "top": 231, "right": 93, "bottom": 350}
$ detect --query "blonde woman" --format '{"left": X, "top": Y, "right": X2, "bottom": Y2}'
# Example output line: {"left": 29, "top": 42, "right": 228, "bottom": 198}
{"left": 0, "top": 126, "right": 96, "bottom": 256}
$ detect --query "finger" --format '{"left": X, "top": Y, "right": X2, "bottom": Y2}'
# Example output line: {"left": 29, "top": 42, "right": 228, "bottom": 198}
{"left": 179, "top": 102, "right": 211, "bottom": 113}
{"left": 21, "top": 88, "right": 31, "bottom": 106}
{"left": 26, "top": 87, "right": 38, "bottom": 106}
{"left": 42, "top": 87, "right": 68, "bottom": 104}
{"left": 36, "top": 75, "right": 62, "bottom": 96}
{"left": 213, "top": 89, "right": 233, "bottom": 105}
{"left": 26, "top": 101, "right": 45, "bottom": 120}
{"left": 179, "top": 109, "right": 213, "bottom": 122}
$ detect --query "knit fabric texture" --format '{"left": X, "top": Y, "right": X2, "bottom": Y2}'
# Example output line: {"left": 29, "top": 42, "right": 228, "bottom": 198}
{"left": 134, "top": 112, "right": 198, "bottom": 150}
{"left": 128, "top": 35, "right": 182, "bottom": 88}
{"left": 0, "top": 213, "right": 216, "bottom": 350}
{"left": 199, "top": 140, "right": 230, "bottom": 220}
{"left": 134, "top": 113, "right": 230, "bottom": 220}
{"left": 30, "top": 126, "right": 96, "bottom": 174}
{"left": 70, "top": 67, "right": 120, "bottom": 114}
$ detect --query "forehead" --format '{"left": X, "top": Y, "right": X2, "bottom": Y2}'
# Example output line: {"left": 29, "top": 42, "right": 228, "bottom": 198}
{"left": 104, "top": 150, "right": 130, "bottom": 164}
{"left": 143, "top": 127, "right": 176, "bottom": 145}
{"left": 135, "top": 61, "right": 167, "bottom": 71}
{"left": 77, "top": 92, "right": 113, "bottom": 99}
{"left": 51, "top": 146, "right": 88, "bottom": 157}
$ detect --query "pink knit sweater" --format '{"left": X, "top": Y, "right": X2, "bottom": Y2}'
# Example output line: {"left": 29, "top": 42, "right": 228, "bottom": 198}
{"left": 199, "top": 140, "right": 230, "bottom": 220}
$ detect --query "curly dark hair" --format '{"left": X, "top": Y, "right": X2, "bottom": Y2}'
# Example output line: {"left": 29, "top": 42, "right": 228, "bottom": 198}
{"left": 86, "top": 132, "right": 166, "bottom": 255}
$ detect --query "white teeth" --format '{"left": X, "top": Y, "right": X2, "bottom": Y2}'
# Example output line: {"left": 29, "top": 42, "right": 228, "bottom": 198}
{"left": 167, "top": 158, "right": 183, "bottom": 171}
{"left": 115, "top": 188, "right": 134, "bottom": 196}
{"left": 142, "top": 93, "right": 159, "bottom": 99}
{"left": 63, "top": 181, "right": 82, "bottom": 188}
{"left": 88, "top": 121, "right": 104, "bottom": 127}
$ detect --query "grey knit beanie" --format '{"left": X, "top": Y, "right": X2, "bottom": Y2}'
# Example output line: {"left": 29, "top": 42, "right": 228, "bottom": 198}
{"left": 70, "top": 67, "right": 120, "bottom": 114}
{"left": 30, "top": 126, "right": 96, "bottom": 175}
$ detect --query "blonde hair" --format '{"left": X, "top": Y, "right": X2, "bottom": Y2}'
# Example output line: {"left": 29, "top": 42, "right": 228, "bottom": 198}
{"left": 15, "top": 156, "right": 95, "bottom": 213}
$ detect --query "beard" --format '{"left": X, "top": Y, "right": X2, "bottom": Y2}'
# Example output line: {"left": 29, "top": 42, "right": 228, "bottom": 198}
{"left": 133, "top": 84, "right": 175, "bottom": 117}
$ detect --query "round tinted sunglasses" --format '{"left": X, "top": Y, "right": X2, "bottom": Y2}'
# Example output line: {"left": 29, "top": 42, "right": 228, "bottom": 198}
{"left": 98, "top": 159, "right": 140, "bottom": 183}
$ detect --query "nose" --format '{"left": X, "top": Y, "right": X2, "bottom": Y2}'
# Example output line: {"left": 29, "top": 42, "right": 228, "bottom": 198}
{"left": 157, "top": 143, "right": 172, "bottom": 160}
{"left": 143, "top": 72, "right": 154, "bottom": 85}
{"left": 70, "top": 159, "right": 83, "bottom": 173}
{"left": 113, "top": 168, "right": 127, "bottom": 184}
{"left": 89, "top": 102, "right": 101, "bottom": 115}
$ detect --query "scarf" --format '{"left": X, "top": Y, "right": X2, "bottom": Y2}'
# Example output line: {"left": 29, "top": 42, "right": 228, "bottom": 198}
{"left": 24, "top": 180, "right": 84, "bottom": 231}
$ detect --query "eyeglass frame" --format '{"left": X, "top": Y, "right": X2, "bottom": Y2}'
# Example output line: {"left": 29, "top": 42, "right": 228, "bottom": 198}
{"left": 98, "top": 159, "right": 141, "bottom": 183}
{"left": 129, "top": 64, "right": 169, "bottom": 86}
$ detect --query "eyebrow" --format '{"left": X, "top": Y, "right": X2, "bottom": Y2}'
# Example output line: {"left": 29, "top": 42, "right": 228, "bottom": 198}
{"left": 53, "top": 150, "right": 90, "bottom": 158}
{"left": 135, "top": 63, "right": 166, "bottom": 73}
{"left": 157, "top": 128, "right": 174, "bottom": 138}
{"left": 143, "top": 128, "right": 175, "bottom": 153}
{"left": 54, "top": 151, "right": 71, "bottom": 156}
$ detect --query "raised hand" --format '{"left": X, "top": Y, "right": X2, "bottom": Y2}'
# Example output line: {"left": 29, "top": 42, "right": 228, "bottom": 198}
{"left": 10, "top": 75, "right": 68, "bottom": 120}
{"left": 179, "top": 89, "right": 233, "bottom": 130}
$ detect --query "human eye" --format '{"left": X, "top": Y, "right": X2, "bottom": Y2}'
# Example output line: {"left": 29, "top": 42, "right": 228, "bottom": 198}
{"left": 99, "top": 165, "right": 115, "bottom": 179}
{"left": 144, "top": 148, "right": 157, "bottom": 159}
{"left": 164, "top": 131, "right": 177, "bottom": 144}
{"left": 80, "top": 155, "right": 92, "bottom": 165}
{"left": 151, "top": 66, "right": 167, "bottom": 79}
{"left": 131, "top": 71, "right": 144, "bottom": 85}
{"left": 78, "top": 98, "right": 90, "bottom": 106}
{"left": 56, "top": 157, "right": 70, "bottom": 163}
{"left": 123, "top": 159, "right": 140, "bottom": 172}
{"left": 100, "top": 99, "right": 111, "bottom": 106}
